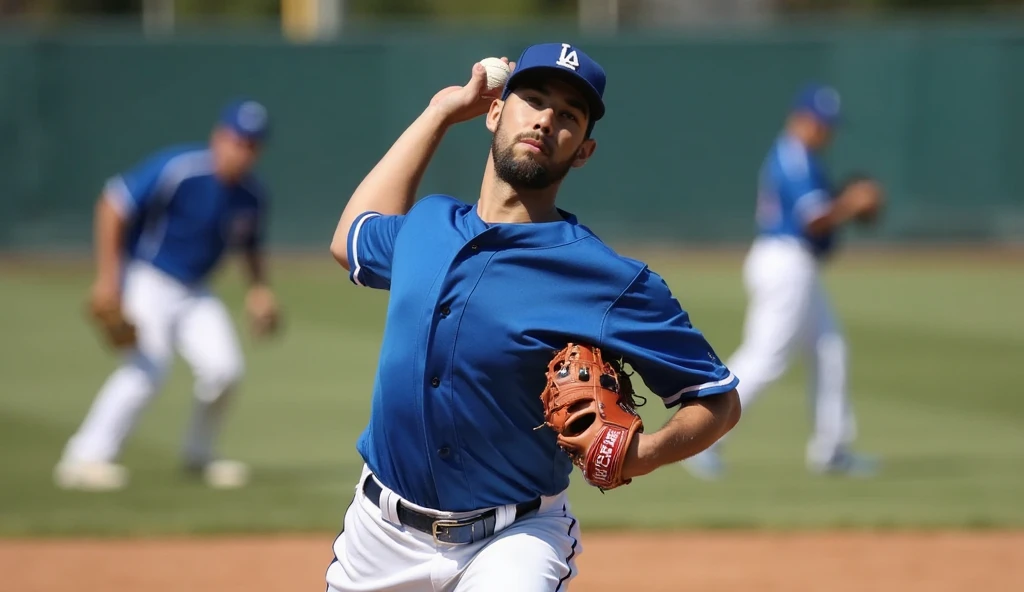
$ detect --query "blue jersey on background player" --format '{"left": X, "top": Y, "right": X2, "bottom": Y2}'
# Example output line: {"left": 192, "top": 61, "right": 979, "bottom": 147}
{"left": 756, "top": 124, "right": 838, "bottom": 258}
{"left": 56, "top": 99, "right": 282, "bottom": 492}
{"left": 684, "top": 84, "right": 885, "bottom": 482}
{"left": 325, "top": 43, "right": 742, "bottom": 591}
{"left": 111, "top": 141, "right": 265, "bottom": 286}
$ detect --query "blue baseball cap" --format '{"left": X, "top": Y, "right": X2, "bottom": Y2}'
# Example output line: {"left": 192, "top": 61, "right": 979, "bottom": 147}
{"left": 218, "top": 98, "right": 270, "bottom": 143}
{"left": 791, "top": 83, "right": 842, "bottom": 128}
{"left": 502, "top": 42, "right": 607, "bottom": 127}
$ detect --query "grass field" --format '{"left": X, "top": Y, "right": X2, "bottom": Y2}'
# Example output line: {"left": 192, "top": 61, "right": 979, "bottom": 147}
{"left": 2, "top": 248, "right": 1023, "bottom": 538}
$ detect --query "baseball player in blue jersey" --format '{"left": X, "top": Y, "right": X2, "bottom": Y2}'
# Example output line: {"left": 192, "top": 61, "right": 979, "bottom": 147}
{"left": 325, "top": 43, "right": 742, "bottom": 591}
{"left": 684, "top": 84, "right": 884, "bottom": 480}
{"left": 54, "top": 99, "right": 280, "bottom": 491}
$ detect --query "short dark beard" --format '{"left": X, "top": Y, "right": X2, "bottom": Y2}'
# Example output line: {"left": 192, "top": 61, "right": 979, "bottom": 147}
{"left": 491, "top": 117, "right": 575, "bottom": 191}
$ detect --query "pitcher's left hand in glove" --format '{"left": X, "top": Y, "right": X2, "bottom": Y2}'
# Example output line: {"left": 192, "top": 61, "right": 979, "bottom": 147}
{"left": 540, "top": 342, "right": 644, "bottom": 491}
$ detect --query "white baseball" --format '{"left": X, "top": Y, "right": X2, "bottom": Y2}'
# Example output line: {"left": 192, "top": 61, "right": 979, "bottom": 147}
{"left": 479, "top": 57, "right": 511, "bottom": 91}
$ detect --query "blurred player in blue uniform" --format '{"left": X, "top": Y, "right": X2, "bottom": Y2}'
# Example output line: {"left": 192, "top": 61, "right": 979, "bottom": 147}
{"left": 684, "top": 84, "right": 884, "bottom": 479}
{"left": 54, "top": 99, "right": 280, "bottom": 491}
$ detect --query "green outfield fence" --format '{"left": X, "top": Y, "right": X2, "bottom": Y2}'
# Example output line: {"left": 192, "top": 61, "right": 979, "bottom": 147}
{"left": 2, "top": 17, "right": 1024, "bottom": 250}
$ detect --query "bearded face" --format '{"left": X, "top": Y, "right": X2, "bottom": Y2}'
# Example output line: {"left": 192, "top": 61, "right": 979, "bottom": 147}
{"left": 488, "top": 77, "right": 596, "bottom": 192}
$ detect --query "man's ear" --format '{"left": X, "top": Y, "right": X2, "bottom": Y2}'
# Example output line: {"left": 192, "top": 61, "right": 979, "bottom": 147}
{"left": 572, "top": 138, "right": 597, "bottom": 168}
{"left": 485, "top": 99, "right": 503, "bottom": 133}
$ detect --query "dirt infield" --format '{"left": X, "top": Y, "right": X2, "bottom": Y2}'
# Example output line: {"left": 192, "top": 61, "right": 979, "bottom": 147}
{"left": 4, "top": 531, "right": 1023, "bottom": 591}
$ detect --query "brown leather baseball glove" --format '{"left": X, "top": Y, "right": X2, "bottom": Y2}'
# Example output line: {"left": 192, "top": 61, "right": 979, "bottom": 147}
{"left": 539, "top": 342, "right": 645, "bottom": 492}
{"left": 835, "top": 172, "right": 885, "bottom": 225}
{"left": 86, "top": 301, "right": 138, "bottom": 350}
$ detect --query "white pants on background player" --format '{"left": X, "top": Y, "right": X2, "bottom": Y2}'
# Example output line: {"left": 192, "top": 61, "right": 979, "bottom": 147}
{"left": 59, "top": 261, "right": 244, "bottom": 474}
{"left": 326, "top": 465, "right": 582, "bottom": 592}
{"left": 691, "top": 235, "right": 857, "bottom": 472}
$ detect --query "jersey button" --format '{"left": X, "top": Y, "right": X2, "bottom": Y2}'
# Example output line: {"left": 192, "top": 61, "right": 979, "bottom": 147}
{"left": 440, "top": 305, "right": 451, "bottom": 317}
{"left": 431, "top": 377, "right": 440, "bottom": 388}
{"left": 438, "top": 447, "right": 450, "bottom": 459}
{"left": 470, "top": 243, "right": 478, "bottom": 251}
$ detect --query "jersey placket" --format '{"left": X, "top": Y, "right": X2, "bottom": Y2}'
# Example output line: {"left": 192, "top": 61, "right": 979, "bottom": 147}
{"left": 422, "top": 230, "right": 498, "bottom": 509}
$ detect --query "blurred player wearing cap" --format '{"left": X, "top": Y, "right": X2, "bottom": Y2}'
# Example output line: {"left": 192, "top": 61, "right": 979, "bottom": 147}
{"left": 54, "top": 99, "right": 280, "bottom": 491}
{"left": 683, "top": 84, "right": 884, "bottom": 480}
{"left": 324, "top": 42, "right": 740, "bottom": 591}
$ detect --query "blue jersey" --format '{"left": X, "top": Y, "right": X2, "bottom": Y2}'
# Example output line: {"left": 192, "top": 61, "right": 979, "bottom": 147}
{"left": 104, "top": 144, "right": 267, "bottom": 285}
{"left": 755, "top": 134, "right": 835, "bottom": 257}
{"left": 346, "top": 195, "right": 739, "bottom": 512}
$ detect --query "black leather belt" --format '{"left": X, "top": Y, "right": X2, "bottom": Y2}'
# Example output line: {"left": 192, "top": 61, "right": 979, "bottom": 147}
{"left": 362, "top": 474, "right": 541, "bottom": 545}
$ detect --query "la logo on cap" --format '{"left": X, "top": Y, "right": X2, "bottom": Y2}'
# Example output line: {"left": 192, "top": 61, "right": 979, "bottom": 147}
{"left": 556, "top": 43, "right": 580, "bottom": 71}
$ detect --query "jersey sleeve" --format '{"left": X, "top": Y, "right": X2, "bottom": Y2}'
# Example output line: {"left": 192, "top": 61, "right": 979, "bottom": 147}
{"left": 102, "top": 152, "right": 171, "bottom": 219}
{"left": 599, "top": 267, "right": 738, "bottom": 408}
{"left": 777, "top": 146, "right": 830, "bottom": 226}
{"left": 347, "top": 210, "right": 406, "bottom": 290}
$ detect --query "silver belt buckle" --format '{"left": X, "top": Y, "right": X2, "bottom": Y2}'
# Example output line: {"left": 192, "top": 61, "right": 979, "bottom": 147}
{"left": 431, "top": 517, "right": 474, "bottom": 545}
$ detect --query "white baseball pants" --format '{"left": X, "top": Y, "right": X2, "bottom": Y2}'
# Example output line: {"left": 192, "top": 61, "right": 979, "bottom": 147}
{"left": 724, "top": 236, "right": 856, "bottom": 466}
{"left": 61, "top": 261, "right": 244, "bottom": 466}
{"left": 326, "top": 465, "right": 582, "bottom": 591}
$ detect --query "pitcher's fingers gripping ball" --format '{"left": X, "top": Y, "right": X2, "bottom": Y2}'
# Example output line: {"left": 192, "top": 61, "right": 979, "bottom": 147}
{"left": 479, "top": 57, "right": 511, "bottom": 91}
{"left": 540, "top": 343, "right": 645, "bottom": 492}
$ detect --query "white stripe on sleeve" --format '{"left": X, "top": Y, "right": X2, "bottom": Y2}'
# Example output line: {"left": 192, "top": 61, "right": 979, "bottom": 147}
{"left": 662, "top": 372, "right": 737, "bottom": 407}
{"left": 350, "top": 212, "right": 381, "bottom": 287}
{"left": 103, "top": 176, "right": 135, "bottom": 217}
{"left": 794, "top": 189, "right": 829, "bottom": 222}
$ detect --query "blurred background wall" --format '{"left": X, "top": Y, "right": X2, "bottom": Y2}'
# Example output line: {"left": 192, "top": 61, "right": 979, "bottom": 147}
{"left": 1, "top": 0, "right": 1023, "bottom": 251}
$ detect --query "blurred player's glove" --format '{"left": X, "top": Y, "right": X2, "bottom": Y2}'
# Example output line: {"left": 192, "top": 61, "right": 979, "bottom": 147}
{"left": 245, "top": 286, "right": 281, "bottom": 339}
{"left": 247, "top": 307, "right": 280, "bottom": 338}
{"left": 86, "top": 302, "right": 138, "bottom": 350}
{"left": 540, "top": 343, "right": 644, "bottom": 492}
{"left": 836, "top": 172, "right": 884, "bottom": 224}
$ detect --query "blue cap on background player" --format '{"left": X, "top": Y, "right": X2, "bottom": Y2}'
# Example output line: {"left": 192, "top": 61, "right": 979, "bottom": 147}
{"left": 791, "top": 83, "right": 842, "bottom": 128}
{"left": 502, "top": 42, "right": 607, "bottom": 128}
{"left": 218, "top": 98, "right": 270, "bottom": 143}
